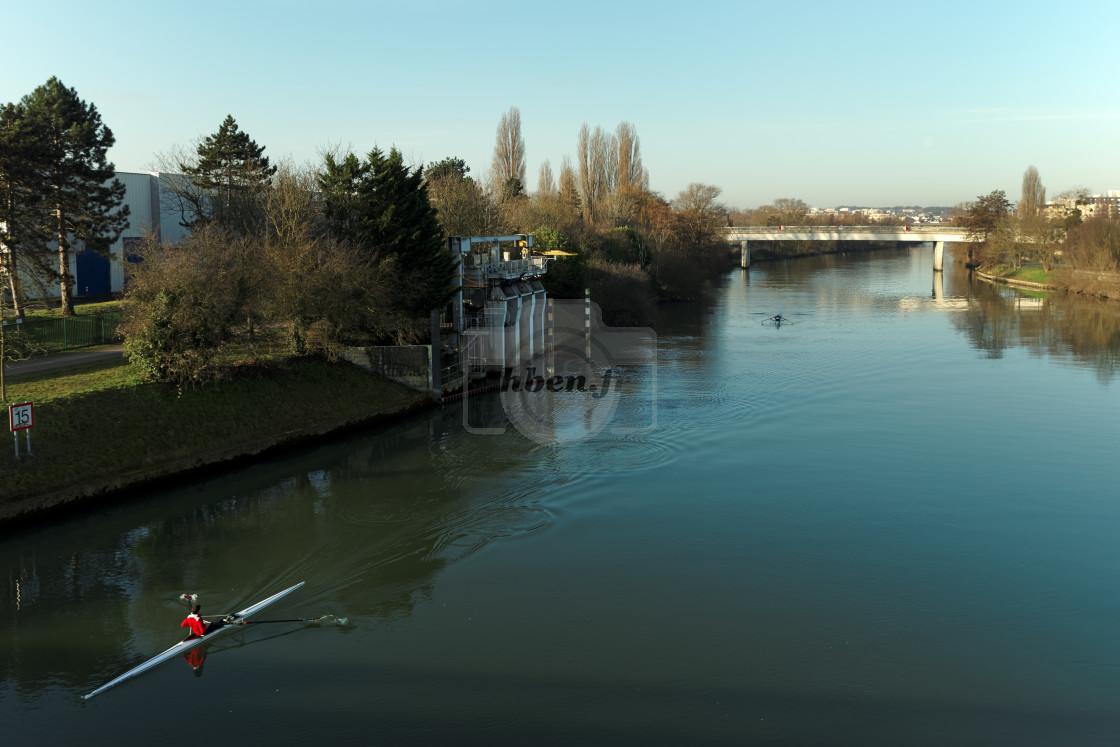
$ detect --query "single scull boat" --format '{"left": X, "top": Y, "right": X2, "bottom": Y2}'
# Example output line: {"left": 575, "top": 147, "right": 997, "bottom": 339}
{"left": 84, "top": 581, "right": 305, "bottom": 700}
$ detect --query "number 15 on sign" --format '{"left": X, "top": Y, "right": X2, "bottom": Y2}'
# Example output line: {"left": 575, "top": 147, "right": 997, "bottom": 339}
{"left": 9, "top": 402, "right": 33, "bottom": 457}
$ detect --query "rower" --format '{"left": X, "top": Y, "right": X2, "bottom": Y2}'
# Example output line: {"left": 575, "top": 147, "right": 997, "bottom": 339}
{"left": 181, "top": 604, "right": 224, "bottom": 640}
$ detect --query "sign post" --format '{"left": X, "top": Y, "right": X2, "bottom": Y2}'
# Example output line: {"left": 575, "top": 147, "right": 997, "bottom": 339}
{"left": 9, "top": 402, "right": 33, "bottom": 457}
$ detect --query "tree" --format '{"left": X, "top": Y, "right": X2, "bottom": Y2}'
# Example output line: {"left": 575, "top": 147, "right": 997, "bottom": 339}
{"left": 0, "top": 101, "right": 51, "bottom": 319}
{"left": 317, "top": 151, "right": 369, "bottom": 241}
{"left": 176, "top": 115, "right": 276, "bottom": 233}
{"left": 318, "top": 147, "right": 457, "bottom": 322}
{"left": 424, "top": 157, "right": 497, "bottom": 237}
{"left": 537, "top": 160, "right": 556, "bottom": 197}
{"left": 424, "top": 157, "right": 469, "bottom": 183}
{"left": 1062, "top": 214, "right": 1120, "bottom": 273}
{"left": 20, "top": 77, "right": 129, "bottom": 316}
{"left": 500, "top": 176, "right": 525, "bottom": 201}
{"left": 1018, "top": 166, "right": 1060, "bottom": 271}
{"left": 577, "top": 123, "right": 615, "bottom": 225}
{"left": 491, "top": 106, "right": 525, "bottom": 198}
{"left": 1019, "top": 165, "right": 1045, "bottom": 220}
{"left": 558, "top": 156, "right": 579, "bottom": 211}
{"left": 614, "top": 122, "right": 647, "bottom": 192}
{"left": 961, "top": 190, "right": 1013, "bottom": 267}
{"left": 770, "top": 198, "right": 809, "bottom": 226}
{"left": 121, "top": 231, "right": 254, "bottom": 387}
{"left": 263, "top": 162, "right": 324, "bottom": 249}
{"left": 672, "top": 183, "right": 728, "bottom": 247}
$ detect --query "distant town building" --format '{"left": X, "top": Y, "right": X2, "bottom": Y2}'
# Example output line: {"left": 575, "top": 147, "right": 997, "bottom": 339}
{"left": 1043, "top": 192, "right": 1119, "bottom": 221}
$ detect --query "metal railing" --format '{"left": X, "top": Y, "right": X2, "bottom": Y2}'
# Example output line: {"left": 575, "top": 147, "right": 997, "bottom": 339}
{"left": 720, "top": 225, "right": 970, "bottom": 234}
{"left": 0, "top": 312, "right": 123, "bottom": 357}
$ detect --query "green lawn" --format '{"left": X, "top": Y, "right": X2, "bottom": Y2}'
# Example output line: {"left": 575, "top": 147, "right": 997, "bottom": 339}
{"left": 987, "top": 265, "right": 1053, "bottom": 285}
{"left": 4, "top": 298, "right": 122, "bottom": 320}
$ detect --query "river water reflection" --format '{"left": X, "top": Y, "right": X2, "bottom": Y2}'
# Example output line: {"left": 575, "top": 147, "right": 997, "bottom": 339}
{"left": 4, "top": 247, "right": 1120, "bottom": 745}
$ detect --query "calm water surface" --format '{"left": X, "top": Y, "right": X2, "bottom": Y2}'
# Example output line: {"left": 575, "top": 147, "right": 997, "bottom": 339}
{"left": 4, "top": 247, "right": 1120, "bottom": 745}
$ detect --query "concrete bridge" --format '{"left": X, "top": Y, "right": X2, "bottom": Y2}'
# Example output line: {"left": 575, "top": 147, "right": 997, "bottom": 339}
{"left": 720, "top": 225, "right": 971, "bottom": 271}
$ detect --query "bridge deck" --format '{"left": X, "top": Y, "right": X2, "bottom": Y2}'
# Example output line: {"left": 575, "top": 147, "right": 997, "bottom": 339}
{"left": 721, "top": 226, "right": 969, "bottom": 242}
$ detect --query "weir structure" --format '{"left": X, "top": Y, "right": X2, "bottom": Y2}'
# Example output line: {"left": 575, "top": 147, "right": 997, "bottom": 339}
{"left": 440, "top": 235, "right": 552, "bottom": 392}
{"left": 720, "top": 225, "right": 971, "bottom": 271}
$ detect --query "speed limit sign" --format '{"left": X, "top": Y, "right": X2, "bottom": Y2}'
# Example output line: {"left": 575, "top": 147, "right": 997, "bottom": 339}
{"left": 9, "top": 403, "right": 33, "bottom": 431}
{"left": 9, "top": 402, "right": 33, "bottom": 458}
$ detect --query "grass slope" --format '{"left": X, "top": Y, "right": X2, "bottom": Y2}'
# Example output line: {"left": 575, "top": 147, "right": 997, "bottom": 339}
{"left": 0, "top": 357, "right": 428, "bottom": 520}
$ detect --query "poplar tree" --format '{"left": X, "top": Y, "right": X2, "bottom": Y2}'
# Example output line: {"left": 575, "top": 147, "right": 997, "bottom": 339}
{"left": 491, "top": 106, "right": 526, "bottom": 199}
{"left": 20, "top": 78, "right": 128, "bottom": 316}
{"left": 178, "top": 115, "right": 276, "bottom": 233}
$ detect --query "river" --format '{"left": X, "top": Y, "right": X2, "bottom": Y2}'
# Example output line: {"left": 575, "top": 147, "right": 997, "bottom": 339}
{"left": 4, "top": 246, "right": 1120, "bottom": 745}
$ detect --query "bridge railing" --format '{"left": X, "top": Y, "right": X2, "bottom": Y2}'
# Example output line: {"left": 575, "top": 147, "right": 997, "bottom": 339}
{"left": 720, "top": 225, "right": 969, "bottom": 234}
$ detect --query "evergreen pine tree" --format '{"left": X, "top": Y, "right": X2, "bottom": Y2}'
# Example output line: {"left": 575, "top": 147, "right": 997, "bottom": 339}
{"left": 20, "top": 78, "right": 129, "bottom": 316}
{"left": 317, "top": 152, "right": 370, "bottom": 244}
{"left": 0, "top": 101, "right": 51, "bottom": 318}
{"left": 318, "top": 146, "right": 457, "bottom": 322}
{"left": 179, "top": 115, "right": 276, "bottom": 233}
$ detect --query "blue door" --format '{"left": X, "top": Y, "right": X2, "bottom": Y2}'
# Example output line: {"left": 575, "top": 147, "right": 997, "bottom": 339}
{"left": 76, "top": 248, "right": 111, "bottom": 296}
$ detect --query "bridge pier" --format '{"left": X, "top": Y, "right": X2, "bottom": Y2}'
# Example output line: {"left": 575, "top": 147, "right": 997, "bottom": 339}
{"left": 740, "top": 240, "right": 750, "bottom": 269}
{"left": 933, "top": 241, "right": 944, "bottom": 272}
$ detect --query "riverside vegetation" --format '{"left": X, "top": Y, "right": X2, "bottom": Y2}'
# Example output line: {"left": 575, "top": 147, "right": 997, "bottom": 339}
{"left": 952, "top": 167, "right": 1120, "bottom": 300}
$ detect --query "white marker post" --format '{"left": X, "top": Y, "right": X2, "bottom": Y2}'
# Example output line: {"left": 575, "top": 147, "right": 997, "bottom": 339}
{"left": 9, "top": 402, "right": 33, "bottom": 458}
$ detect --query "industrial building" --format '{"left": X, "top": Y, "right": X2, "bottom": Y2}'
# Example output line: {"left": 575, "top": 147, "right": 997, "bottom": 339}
{"left": 2, "top": 171, "right": 187, "bottom": 299}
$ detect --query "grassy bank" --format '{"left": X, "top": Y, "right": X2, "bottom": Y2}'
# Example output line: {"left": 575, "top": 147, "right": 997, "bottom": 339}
{"left": 982, "top": 265, "right": 1054, "bottom": 285}
{"left": 0, "top": 356, "right": 429, "bottom": 524}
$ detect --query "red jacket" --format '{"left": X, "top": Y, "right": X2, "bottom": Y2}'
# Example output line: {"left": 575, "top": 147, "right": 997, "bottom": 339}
{"left": 181, "top": 613, "right": 206, "bottom": 637}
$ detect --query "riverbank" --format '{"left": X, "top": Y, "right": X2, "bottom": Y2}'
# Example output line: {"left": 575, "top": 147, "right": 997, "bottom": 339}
{"left": 974, "top": 266, "right": 1055, "bottom": 292}
{"left": 974, "top": 264, "right": 1120, "bottom": 303}
{"left": 0, "top": 357, "right": 430, "bottom": 528}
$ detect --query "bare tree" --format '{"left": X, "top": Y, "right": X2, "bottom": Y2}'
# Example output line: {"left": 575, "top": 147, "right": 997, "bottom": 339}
{"left": 264, "top": 162, "right": 323, "bottom": 248}
{"left": 537, "top": 159, "right": 556, "bottom": 197}
{"left": 576, "top": 124, "right": 616, "bottom": 225}
{"left": 615, "top": 122, "right": 648, "bottom": 191}
{"left": 771, "top": 198, "right": 810, "bottom": 226}
{"left": 491, "top": 106, "right": 526, "bottom": 198}
{"left": 426, "top": 167, "right": 498, "bottom": 237}
{"left": 558, "top": 155, "right": 579, "bottom": 210}
{"left": 600, "top": 122, "right": 650, "bottom": 226}
{"left": 672, "top": 183, "right": 727, "bottom": 247}
{"left": 1019, "top": 165, "right": 1046, "bottom": 220}
{"left": 1019, "top": 166, "right": 1059, "bottom": 270}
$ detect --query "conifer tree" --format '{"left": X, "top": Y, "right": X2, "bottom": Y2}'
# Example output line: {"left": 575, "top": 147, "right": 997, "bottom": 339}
{"left": 20, "top": 78, "right": 128, "bottom": 316}
{"left": 0, "top": 101, "right": 48, "bottom": 318}
{"left": 318, "top": 147, "right": 456, "bottom": 322}
{"left": 178, "top": 115, "right": 276, "bottom": 233}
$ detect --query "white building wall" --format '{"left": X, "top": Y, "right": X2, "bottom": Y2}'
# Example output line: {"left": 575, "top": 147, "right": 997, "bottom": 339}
{"left": 14, "top": 172, "right": 191, "bottom": 299}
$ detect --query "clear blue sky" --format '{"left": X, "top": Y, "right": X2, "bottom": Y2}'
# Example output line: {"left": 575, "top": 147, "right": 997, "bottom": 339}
{"left": 4, "top": 0, "right": 1117, "bottom": 210}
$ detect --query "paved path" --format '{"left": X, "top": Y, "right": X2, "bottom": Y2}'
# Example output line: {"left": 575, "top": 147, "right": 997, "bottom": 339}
{"left": 4, "top": 346, "right": 125, "bottom": 377}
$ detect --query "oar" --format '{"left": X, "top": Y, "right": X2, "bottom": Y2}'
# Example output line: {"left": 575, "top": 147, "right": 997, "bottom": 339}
{"left": 227, "top": 615, "right": 336, "bottom": 625}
